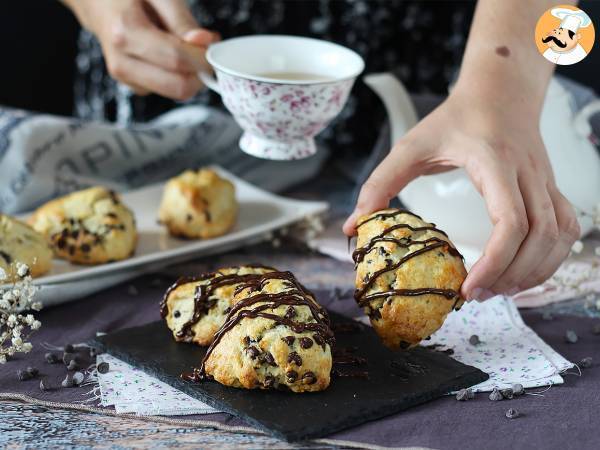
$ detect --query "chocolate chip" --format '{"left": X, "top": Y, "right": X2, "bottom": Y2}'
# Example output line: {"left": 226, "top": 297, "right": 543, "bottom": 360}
{"left": 512, "top": 383, "right": 524, "bottom": 396}
{"left": 26, "top": 367, "right": 39, "bottom": 377}
{"left": 242, "top": 336, "right": 251, "bottom": 346}
{"left": 63, "top": 352, "right": 74, "bottom": 365}
{"left": 223, "top": 307, "right": 231, "bottom": 314}
{"left": 70, "top": 230, "right": 79, "bottom": 239}
{"left": 72, "top": 371, "right": 85, "bottom": 385}
{"left": 282, "top": 336, "right": 295, "bottom": 346}
{"left": 245, "top": 346, "right": 260, "bottom": 360}
{"left": 67, "top": 359, "right": 80, "bottom": 371}
{"left": 456, "top": 389, "right": 470, "bottom": 401}
{"left": 301, "top": 371, "right": 317, "bottom": 385}
{"left": 56, "top": 238, "right": 67, "bottom": 249}
{"left": 399, "top": 341, "right": 411, "bottom": 350}
{"left": 263, "top": 352, "right": 277, "bottom": 367}
{"left": 64, "top": 344, "right": 75, "bottom": 353}
{"left": 469, "top": 335, "right": 480, "bottom": 346}
{"left": 489, "top": 388, "right": 503, "bottom": 401}
{"left": 501, "top": 388, "right": 514, "bottom": 399}
{"left": 263, "top": 375, "right": 275, "bottom": 388}
{"left": 45, "top": 352, "right": 59, "bottom": 364}
{"left": 68, "top": 245, "right": 76, "bottom": 255}
{"left": 205, "top": 211, "right": 212, "bottom": 223}
{"left": 369, "top": 308, "right": 382, "bottom": 320}
{"left": 97, "top": 362, "right": 110, "bottom": 374}
{"left": 579, "top": 356, "right": 593, "bottom": 369}
{"left": 61, "top": 374, "right": 74, "bottom": 388}
{"left": 505, "top": 408, "right": 520, "bottom": 419}
{"left": 313, "top": 334, "right": 326, "bottom": 350}
{"left": 284, "top": 306, "right": 296, "bottom": 319}
{"left": 565, "top": 330, "right": 578, "bottom": 344}
{"left": 542, "top": 311, "right": 554, "bottom": 321}
{"left": 39, "top": 378, "right": 51, "bottom": 391}
{"left": 17, "top": 370, "right": 32, "bottom": 381}
{"left": 287, "top": 351, "right": 302, "bottom": 366}
{"left": 285, "top": 370, "right": 298, "bottom": 383}
{"left": 81, "top": 243, "right": 91, "bottom": 253}
{"left": 186, "top": 214, "right": 193, "bottom": 222}
{"left": 300, "top": 337, "right": 313, "bottom": 349}
{"left": 173, "top": 310, "right": 181, "bottom": 318}
{"left": 385, "top": 258, "right": 393, "bottom": 266}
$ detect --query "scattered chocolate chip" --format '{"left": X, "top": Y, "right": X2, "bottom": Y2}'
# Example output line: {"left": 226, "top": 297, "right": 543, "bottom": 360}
{"left": 313, "top": 334, "right": 326, "bottom": 350}
{"left": 455, "top": 389, "right": 470, "bottom": 401}
{"left": 505, "top": 408, "right": 520, "bottom": 419}
{"left": 542, "top": 311, "right": 554, "bottom": 321}
{"left": 287, "top": 351, "right": 302, "bottom": 366}
{"left": 282, "top": 336, "right": 295, "bottom": 346}
{"left": 245, "top": 346, "right": 260, "bottom": 360}
{"left": 489, "top": 388, "right": 503, "bottom": 401}
{"left": 39, "top": 378, "right": 51, "bottom": 391}
{"left": 45, "top": 352, "right": 59, "bottom": 364}
{"left": 579, "top": 356, "right": 593, "bottom": 369}
{"left": 56, "top": 238, "right": 67, "bottom": 249}
{"left": 592, "top": 324, "right": 600, "bottom": 335}
{"left": 97, "top": 362, "right": 110, "bottom": 374}
{"left": 284, "top": 306, "right": 296, "bottom": 319}
{"left": 300, "top": 337, "right": 313, "bottom": 349}
{"left": 565, "top": 330, "right": 578, "bottom": 344}
{"left": 80, "top": 243, "right": 91, "bottom": 253}
{"left": 369, "top": 308, "right": 382, "bottom": 320}
{"left": 263, "top": 352, "right": 277, "bottom": 367}
{"left": 72, "top": 371, "right": 85, "bottom": 386}
{"left": 263, "top": 375, "right": 275, "bottom": 388}
{"left": 223, "top": 307, "right": 231, "bottom": 314}
{"left": 64, "top": 344, "right": 75, "bottom": 353}
{"left": 501, "top": 388, "right": 514, "bottom": 400}
{"left": 301, "top": 371, "right": 317, "bottom": 385}
{"left": 61, "top": 375, "right": 74, "bottom": 388}
{"left": 512, "top": 383, "right": 524, "bottom": 396}
{"left": 173, "top": 310, "right": 181, "bottom": 318}
{"left": 285, "top": 370, "right": 298, "bottom": 383}
{"left": 469, "top": 335, "right": 481, "bottom": 346}
{"left": 26, "top": 367, "right": 39, "bottom": 377}
{"left": 399, "top": 341, "right": 411, "bottom": 350}
{"left": 67, "top": 359, "right": 80, "bottom": 371}
{"left": 17, "top": 370, "right": 32, "bottom": 381}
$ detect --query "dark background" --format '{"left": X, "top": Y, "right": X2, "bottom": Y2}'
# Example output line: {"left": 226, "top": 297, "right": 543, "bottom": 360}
{"left": 0, "top": 0, "right": 598, "bottom": 118}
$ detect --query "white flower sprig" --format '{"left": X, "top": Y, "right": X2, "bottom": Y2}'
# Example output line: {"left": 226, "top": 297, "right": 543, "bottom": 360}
{"left": 573, "top": 202, "right": 600, "bottom": 257}
{"left": 0, "top": 262, "right": 42, "bottom": 363}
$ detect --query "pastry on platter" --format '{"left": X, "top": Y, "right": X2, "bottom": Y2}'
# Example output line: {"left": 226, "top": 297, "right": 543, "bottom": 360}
{"left": 191, "top": 271, "right": 334, "bottom": 393}
{"left": 0, "top": 214, "right": 53, "bottom": 281}
{"left": 29, "top": 187, "right": 137, "bottom": 265}
{"left": 158, "top": 169, "right": 237, "bottom": 239}
{"left": 161, "top": 264, "right": 277, "bottom": 346}
{"left": 353, "top": 208, "right": 466, "bottom": 349}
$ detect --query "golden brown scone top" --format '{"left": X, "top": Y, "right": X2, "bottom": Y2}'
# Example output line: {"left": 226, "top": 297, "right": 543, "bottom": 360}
{"left": 0, "top": 214, "right": 53, "bottom": 281}
{"left": 28, "top": 187, "right": 137, "bottom": 265}
{"left": 158, "top": 168, "right": 237, "bottom": 239}
{"left": 353, "top": 208, "right": 466, "bottom": 349}
{"left": 161, "top": 264, "right": 277, "bottom": 346}
{"left": 192, "top": 271, "right": 334, "bottom": 393}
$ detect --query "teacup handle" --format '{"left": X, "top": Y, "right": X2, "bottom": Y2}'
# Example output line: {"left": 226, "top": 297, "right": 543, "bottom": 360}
{"left": 199, "top": 71, "right": 221, "bottom": 95}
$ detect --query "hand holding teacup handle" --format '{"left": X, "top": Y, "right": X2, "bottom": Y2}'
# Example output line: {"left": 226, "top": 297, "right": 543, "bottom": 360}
{"left": 199, "top": 71, "right": 221, "bottom": 94}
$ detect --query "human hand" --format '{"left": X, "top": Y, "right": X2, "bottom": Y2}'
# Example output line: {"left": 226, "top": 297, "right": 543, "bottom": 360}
{"left": 343, "top": 86, "right": 580, "bottom": 301}
{"left": 64, "top": 0, "right": 219, "bottom": 99}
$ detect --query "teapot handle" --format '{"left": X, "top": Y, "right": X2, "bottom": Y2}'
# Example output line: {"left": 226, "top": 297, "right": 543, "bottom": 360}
{"left": 573, "top": 99, "right": 600, "bottom": 138}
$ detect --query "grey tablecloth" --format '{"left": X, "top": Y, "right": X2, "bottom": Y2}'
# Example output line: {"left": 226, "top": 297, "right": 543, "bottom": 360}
{"left": 1, "top": 260, "right": 599, "bottom": 450}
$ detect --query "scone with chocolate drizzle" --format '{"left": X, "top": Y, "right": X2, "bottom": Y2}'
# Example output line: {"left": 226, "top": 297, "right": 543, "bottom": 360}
{"left": 161, "top": 265, "right": 277, "bottom": 346}
{"left": 188, "top": 271, "right": 334, "bottom": 393}
{"left": 28, "top": 187, "right": 136, "bottom": 265}
{"left": 353, "top": 208, "right": 466, "bottom": 349}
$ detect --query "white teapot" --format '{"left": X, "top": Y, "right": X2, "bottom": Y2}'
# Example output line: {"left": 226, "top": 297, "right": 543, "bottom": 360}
{"left": 364, "top": 73, "right": 600, "bottom": 263}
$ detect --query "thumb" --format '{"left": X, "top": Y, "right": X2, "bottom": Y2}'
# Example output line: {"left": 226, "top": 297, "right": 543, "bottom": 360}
{"left": 342, "top": 143, "right": 423, "bottom": 236}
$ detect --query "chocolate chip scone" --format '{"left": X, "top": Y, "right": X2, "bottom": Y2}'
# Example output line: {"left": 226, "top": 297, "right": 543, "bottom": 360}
{"left": 161, "top": 265, "right": 277, "bottom": 346}
{"left": 0, "top": 214, "right": 53, "bottom": 281}
{"left": 158, "top": 168, "right": 237, "bottom": 239}
{"left": 353, "top": 208, "right": 466, "bottom": 349}
{"left": 28, "top": 187, "right": 137, "bottom": 265}
{"left": 191, "top": 271, "right": 334, "bottom": 393}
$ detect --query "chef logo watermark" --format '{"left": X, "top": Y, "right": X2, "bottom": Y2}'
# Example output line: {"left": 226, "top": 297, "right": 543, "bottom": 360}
{"left": 535, "top": 5, "right": 595, "bottom": 65}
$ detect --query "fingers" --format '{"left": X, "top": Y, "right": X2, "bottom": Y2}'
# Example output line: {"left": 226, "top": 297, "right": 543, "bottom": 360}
{"left": 146, "top": 0, "right": 199, "bottom": 37}
{"left": 517, "top": 187, "right": 580, "bottom": 291}
{"left": 489, "top": 175, "right": 558, "bottom": 294}
{"left": 343, "top": 140, "right": 423, "bottom": 236}
{"left": 460, "top": 161, "right": 526, "bottom": 300}
{"left": 107, "top": 53, "right": 201, "bottom": 100}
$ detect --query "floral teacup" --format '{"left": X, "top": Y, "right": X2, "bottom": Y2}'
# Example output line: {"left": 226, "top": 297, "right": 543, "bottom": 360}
{"left": 200, "top": 35, "right": 364, "bottom": 160}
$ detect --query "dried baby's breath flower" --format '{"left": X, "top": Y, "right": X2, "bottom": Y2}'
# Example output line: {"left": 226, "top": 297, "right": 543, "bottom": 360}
{"left": 0, "top": 263, "right": 41, "bottom": 363}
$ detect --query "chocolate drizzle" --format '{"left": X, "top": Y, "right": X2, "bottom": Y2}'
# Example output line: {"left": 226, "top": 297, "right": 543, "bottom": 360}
{"left": 160, "top": 264, "right": 277, "bottom": 340}
{"left": 193, "top": 271, "right": 334, "bottom": 381}
{"left": 353, "top": 208, "right": 464, "bottom": 314}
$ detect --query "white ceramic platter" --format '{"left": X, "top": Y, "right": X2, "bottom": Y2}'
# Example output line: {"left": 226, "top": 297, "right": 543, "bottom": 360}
{"left": 5, "top": 166, "right": 328, "bottom": 307}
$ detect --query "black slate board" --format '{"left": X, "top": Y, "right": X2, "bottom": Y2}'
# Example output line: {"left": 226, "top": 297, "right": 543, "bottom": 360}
{"left": 93, "top": 312, "right": 488, "bottom": 442}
